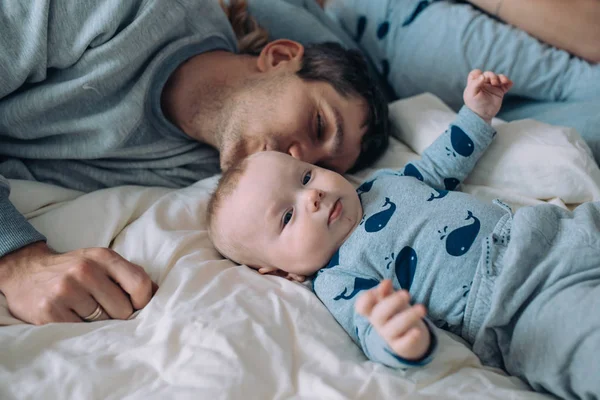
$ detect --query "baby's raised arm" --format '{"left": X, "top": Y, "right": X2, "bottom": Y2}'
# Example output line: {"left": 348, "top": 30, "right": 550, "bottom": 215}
{"left": 399, "top": 70, "right": 512, "bottom": 191}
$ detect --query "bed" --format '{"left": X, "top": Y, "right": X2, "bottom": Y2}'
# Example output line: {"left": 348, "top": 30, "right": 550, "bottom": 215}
{"left": 2, "top": 93, "right": 599, "bottom": 399}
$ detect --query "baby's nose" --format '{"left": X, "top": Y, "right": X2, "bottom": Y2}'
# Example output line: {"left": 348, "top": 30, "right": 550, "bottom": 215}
{"left": 306, "top": 189, "right": 324, "bottom": 211}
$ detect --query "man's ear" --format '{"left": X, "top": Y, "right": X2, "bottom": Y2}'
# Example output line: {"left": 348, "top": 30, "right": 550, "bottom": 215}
{"left": 256, "top": 39, "right": 304, "bottom": 73}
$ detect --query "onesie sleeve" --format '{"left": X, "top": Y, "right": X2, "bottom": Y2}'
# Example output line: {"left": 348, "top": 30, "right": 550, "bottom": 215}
{"left": 399, "top": 106, "right": 496, "bottom": 191}
{"left": 313, "top": 265, "right": 438, "bottom": 369}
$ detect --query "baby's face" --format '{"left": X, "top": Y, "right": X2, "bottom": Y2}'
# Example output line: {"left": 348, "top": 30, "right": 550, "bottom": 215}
{"left": 218, "top": 151, "right": 362, "bottom": 276}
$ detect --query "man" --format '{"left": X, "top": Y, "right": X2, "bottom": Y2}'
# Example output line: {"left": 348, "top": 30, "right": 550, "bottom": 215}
{"left": 0, "top": 0, "right": 389, "bottom": 325}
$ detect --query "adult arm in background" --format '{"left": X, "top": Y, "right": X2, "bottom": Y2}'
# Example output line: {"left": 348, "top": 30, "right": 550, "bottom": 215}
{"left": 0, "top": 1, "right": 155, "bottom": 325}
{"left": 467, "top": 0, "right": 600, "bottom": 63}
{"left": 0, "top": 179, "right": 154, "bottom": 325}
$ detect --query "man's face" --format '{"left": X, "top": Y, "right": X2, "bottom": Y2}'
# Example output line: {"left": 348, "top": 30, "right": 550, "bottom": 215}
{"left": 217, "top": 151, "right": 363, "bottom": 276}
{"left": 218, "top": 73, "right": 369, "bottom": 174}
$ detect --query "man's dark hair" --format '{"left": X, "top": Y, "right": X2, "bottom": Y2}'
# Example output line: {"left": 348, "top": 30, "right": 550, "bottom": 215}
{"left": 298, "top": 42, "right": 389, "bottom": 171}
{"left": 220, "top": 0, "right": 389, "bottom": 171}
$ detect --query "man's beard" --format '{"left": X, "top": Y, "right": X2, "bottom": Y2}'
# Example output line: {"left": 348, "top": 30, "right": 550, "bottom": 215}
{"left": 212, "top": 74, "right": 286, "bottom": 170}
{"left": 219, "top": 129, "right": 249, "bottom": 171}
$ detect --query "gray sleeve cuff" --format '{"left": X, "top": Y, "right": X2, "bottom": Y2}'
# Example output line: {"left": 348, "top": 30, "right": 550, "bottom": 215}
{"left": 0, "top": 184, "right": 47, "bottom": 258}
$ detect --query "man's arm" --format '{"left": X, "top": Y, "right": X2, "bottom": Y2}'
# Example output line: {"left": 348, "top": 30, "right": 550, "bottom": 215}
{"left": 0, "top": 177, "right": 156, "bottom": 325}
{"left": 0, "top": 177, "right": 47, "bottom": 258}
{"left": 0, "top": 0, "right": 152, "bottom": 99}
{"left": 467, "top": 0, "right": 600, "bottom": 63}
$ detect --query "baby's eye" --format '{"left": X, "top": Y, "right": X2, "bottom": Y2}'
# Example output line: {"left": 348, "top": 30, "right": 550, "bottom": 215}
{"left": 283, "top": 210, "right": 293, "bottom": 226}
{"left": 302, "top": 171, "right": 312, "bottom": 185}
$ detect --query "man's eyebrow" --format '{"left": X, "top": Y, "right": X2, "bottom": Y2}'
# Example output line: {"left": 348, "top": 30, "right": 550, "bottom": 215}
{"left": 332, "top": 106, "right": 344, "bottom": 155}
{"left": 361, "top": 107, "right": 370, "bottom": 129}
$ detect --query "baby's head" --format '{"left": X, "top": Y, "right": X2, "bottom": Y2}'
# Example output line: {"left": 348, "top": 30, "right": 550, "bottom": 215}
{"left": 208, "top": 151, "right": 363, "bottom": 280}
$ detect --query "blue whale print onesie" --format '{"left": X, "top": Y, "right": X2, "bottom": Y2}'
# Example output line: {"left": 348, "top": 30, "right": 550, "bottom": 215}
{"left": 313, "top": 107, "right": 600, "bottom": 399}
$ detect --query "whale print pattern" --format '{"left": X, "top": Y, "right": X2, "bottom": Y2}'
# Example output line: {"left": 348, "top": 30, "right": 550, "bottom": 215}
{"left": 377, "top": 21, "right": 389, "bottom": 39}
{"left": 394, "top": 247, "right": 418, "bottom": 290}
{"left": 355, "top": 16, "right": 367, "bottom": 42}
{"left": 403, "top": 164, "right": 424, "bottom": 181}
{"left": 444, "top": 177, "right": 460, "bottom": 190}
{"left": 323, "top": 249, "right": 340, "bottom": 270}
{"left": 356, "top": 178, "right": 376, "bottom": 199}
{"left": 441, "top": 211, "right": 481, "bottom": 256}
{"left": 428, "top": 188, "right": 448, "bottom": 201}
{"left": 449, "top": 125, "right": 475, "bottom": 157}
{"left": 402, "top": 0, "right": 432, "bottom": 26}
{"left": 333, "top": 277, "right": 380, "bottom": 301}
{"left": 364, "top": 197, "right": 396, "bottom": 232}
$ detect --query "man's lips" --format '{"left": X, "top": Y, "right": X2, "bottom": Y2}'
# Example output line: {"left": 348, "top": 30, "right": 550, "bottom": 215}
{"left": 328, "top": 199, "right": 342, "bottom": 225}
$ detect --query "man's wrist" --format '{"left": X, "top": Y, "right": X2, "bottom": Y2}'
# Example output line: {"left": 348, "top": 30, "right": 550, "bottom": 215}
{"left": 0, "top": 241, "right": 48, "bottom": 291}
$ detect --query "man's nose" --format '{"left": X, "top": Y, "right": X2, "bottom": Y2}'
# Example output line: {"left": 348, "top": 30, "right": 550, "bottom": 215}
{"left": 305, "top": 189, "right": 324, "bottom": 212}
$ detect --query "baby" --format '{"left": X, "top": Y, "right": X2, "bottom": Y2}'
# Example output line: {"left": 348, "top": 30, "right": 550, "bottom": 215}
{"left": 208, "top": 70, "right": 600, "bottom": 399}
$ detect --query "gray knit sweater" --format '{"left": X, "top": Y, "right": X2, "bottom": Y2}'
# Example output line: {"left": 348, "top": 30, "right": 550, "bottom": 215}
{"left": 0, "top": 0, "right": 238, "bottom": 256}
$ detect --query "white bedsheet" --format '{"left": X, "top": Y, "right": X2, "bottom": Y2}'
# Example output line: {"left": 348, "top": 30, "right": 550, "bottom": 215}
{"left": 2, "top": 94, "right": 597, "bottom": 400}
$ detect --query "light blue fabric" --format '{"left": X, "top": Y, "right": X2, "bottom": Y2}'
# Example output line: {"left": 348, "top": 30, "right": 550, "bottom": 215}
{"left": 313, "top": 107, "right": 503, "bottom": 367}
{"left": 324, "top": 0, "right": 600, "bottom": 161}
{"left": 465, "top": 201, "right": 600, "bottom": 399}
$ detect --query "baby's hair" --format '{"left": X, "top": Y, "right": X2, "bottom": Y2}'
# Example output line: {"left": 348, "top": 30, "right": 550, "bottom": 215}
{"left": 207, "top": 157, "right": 252, "bottom": 265}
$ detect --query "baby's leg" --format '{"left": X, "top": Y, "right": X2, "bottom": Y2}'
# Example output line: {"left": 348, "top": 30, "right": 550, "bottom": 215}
{"left": 327, "top": 0, "right": 600, "bottom": 110}
{"left": 507, "top": 276, "right": 600, "bottom": 398}
{"left": 501, "top": 202, "right": 600, "bottom": 398}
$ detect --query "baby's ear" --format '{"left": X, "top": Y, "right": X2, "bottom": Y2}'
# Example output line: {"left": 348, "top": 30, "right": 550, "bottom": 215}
{"left": 257, "top": 267, "right": 306, "bottom": 282}
{"left": 285, "top": 273, "right": 306, "bottom": 283}
{"left": 257, "top": 266, "right": 280, "bottom": 276}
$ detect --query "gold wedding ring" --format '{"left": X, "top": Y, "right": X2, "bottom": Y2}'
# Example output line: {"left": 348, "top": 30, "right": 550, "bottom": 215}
{"left": 82, "top": 305, "right": 104, "bottom": 322}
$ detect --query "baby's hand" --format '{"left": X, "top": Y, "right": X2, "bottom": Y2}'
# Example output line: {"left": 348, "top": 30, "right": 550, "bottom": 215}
{"left": 463, "top": 69, "right": 513, "bottom": 124}
{"left": 355, "top": 280, "right": 431, "bottom": 361}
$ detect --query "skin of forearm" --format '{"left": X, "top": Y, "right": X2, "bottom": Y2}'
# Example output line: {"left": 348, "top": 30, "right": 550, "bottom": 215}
{"left": 468, "top": 0, "right": 600, "bottom": 63}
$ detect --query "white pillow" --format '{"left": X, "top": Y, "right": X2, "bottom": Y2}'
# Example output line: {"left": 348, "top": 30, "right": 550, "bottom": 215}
{"left": 383, "top": 93, "right": 600, "bottom": 205}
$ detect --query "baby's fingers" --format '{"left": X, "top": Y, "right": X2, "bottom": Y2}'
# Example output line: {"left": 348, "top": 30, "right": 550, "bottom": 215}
{"left": 369, "top": 290, "right": 411, "bottom": 328}
{"left": 356, "top": 280, "right": 393, "bottom": 317}
{"left": 390, "top": 326, "right": 427, "bottom": 355}
{"left": 355, "top": 286, "right": 379, "bottom": 317}
{"left": 380, "top": 303, "right": 427, "bottom": 339}
{"left": 483, "top": 70, "right": 501, "bottom": 86}
{"left": 468, "top": 69, "right": 483, "bottom": 81}
{"left": 498, "top": 74, "right": 513, "bottom": 92}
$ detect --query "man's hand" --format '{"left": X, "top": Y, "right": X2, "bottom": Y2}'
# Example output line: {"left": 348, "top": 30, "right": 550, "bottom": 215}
{"left": 463, "top": 69, "right": 513, "bottom": 124}
{"left": 0, "top": 242, "right": 155, "bottom": 325}
{"left": 355, "top": 279, "right": 431, "bottom": 361}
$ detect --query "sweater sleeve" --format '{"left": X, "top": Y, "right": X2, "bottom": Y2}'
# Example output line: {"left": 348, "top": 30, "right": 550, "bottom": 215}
{"left": 0, "top": 0, "right": 154, "bottom": 99}
{"left": 0, "top": 177, "right": 46, "bottom": 258}
{"left": 399, "top": 106, "right": 496, "bottom": 191}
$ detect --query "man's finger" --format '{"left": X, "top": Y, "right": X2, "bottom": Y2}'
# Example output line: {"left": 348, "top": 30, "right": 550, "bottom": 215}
{"left": 94, "top": 252, "right": 153, "bottom": 311}
{"left": 40, "top": 303, "right": 83, "bottom": 324}
{"left": 70, "top": 258, "right": 135, "bottom": 320}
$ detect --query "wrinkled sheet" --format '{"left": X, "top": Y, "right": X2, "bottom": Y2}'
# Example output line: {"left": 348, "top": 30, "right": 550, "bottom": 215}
{"left": 3, "top": 94, "right": 598, "bottom": 399}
